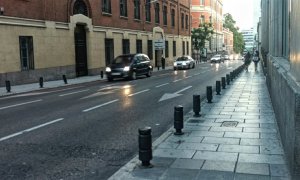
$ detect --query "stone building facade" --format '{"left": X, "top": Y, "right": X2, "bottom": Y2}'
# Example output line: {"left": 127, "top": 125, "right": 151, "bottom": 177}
{"left": 261, "top": 0, "right": 300, "bottom": 178}
{"left": 0, "top": 0, "right": 191, "bottom": 85}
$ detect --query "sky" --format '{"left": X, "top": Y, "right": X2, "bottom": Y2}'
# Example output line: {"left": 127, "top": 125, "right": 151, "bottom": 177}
{"left": 223, "top": 0, "right": 261, "bottom": 31}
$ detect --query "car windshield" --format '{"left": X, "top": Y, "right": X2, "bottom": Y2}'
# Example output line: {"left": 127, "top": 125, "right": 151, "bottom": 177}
{"left": 176, "top": 57, "right": 189, "bottom": 61}
{"left": 213, "top": 55, "right": 221, "bottom": 58}
{"left": 113, "top": 55, "right": 134, "bottom": 65}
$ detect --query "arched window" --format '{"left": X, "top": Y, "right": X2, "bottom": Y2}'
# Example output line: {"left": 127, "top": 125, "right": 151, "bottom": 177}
{"left": 73, "top": 0, "right": 88, "bottom": 16}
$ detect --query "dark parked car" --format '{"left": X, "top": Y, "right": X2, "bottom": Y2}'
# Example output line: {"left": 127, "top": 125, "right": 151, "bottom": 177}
{"left": 105, "top": 54, "right": 153, "bottom": 81}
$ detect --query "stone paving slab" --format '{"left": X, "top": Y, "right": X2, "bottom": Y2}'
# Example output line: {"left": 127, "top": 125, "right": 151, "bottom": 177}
{"left": 109, "top": 65, "right": 291, "bottom": 180}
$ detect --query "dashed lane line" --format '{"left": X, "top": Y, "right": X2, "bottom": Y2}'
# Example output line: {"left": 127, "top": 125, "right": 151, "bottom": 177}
{"left": 128, "top": 89, "right": 150, "bottom": 97}
{"left": 82, "top": 99, "right": 119, "bottom": 112}
{"left": 0, "top": 118, "right": 64, "bottom": 142}
{"left": 0, "top": 99, "right": 42, "bottom": 110}
{"left": 59, "top": 89, "right": 90, "bottom": 97}
{"left": 155, "top": 83, "right": 169, "bottom": 88}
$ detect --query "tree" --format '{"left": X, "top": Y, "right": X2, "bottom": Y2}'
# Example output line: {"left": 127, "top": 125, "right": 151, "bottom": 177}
{"left": 191, "top": 22, "right": 214, "bottom": 51}
{"left": 223, "top": 13, "right": 245, "bottom": 54}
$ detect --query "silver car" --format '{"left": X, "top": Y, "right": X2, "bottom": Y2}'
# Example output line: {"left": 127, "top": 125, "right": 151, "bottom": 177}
{"left": 210, "top": 54, "right": 223, "bottom": 63}
{"left": 173, "top": 56, "right": 195, "bottom": 70}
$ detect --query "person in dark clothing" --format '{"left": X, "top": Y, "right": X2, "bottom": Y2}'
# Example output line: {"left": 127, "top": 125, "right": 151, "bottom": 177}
{"left": 161, "top": 55, "right": 166, "bottom": 69}
{"left": 244, "top": 51, "right": 251, "bottom": 72}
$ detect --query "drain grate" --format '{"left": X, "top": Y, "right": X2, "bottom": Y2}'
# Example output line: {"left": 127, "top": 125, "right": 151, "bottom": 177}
{"left": 188, "top": 119, "right": 205, "bottom": 123}
{"left": 221, "top": 121, "right": 239, "bottom": 127}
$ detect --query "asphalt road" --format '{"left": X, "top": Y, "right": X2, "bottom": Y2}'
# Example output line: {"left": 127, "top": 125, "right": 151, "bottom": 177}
{"left": 0, "top": 60, "right": 243, "bottom": 179}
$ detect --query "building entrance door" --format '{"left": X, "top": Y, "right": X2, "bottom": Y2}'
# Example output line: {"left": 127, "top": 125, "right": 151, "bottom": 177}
{"left": 74, "top": 25, "right": 88, "bottom": 76}
{"left": 155, "top": 50, "right": 162, "bottom": 68}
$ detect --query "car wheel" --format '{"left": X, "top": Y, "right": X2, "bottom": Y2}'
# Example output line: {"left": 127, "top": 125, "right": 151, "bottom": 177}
{"left": 146, "top": 69, "right": 152, "bottom": 77}
{"left": 192, "top": 63, "right": 195, "bottom": 68}
{"left": 107, "top": 77, "right": 113, "bottom": 82}
{"left": 188, "top": 64, "right": 191, "bottom": 69}
{"left": 131, "top": 71, "right": 137, "bottom": 80}
{"left": 174, "top": 67, "right": 177, "bottom": 71}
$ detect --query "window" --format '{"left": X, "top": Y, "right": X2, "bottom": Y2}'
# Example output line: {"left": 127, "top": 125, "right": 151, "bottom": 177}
{"left": 136, "top": 40, "right": 142, "bottom": 53}
{"left": 147, "top": 40, "right": 153, "bottom": 60}
{"left": 187, "top": 42, "right": 189, "bottom": 55}
{"left": 201, "top": 15, "right": 205, "bottom": 24}
{"left": 185, "top": 15, "right": 189, "bottom": 29}
{"left": 173, "top": 41, "right": 176, "bottom": 56}
{"left": 19, "top": 36, "right": 34, "bottom": 70}
{"left": 73, "top": 0, "right": 88, "bottom": 16}
{"left": 120, "top": 0, "right": 127, "bottom": 17}
{"left": 105, "top": 39, "right": 114, "bottom": 66}
{"left": 201, "top": 0, "right": 205, "bottom": 5}
{"left": 134, "top": 0, "right": 140, "bottom": 19}
{"left": 182, "top": 41, "right": 185, "bottom": 55}
{"left": 171, "top": 9, "right": 175, "bottom": 27}
{"left": 163, "top": 5, "right": 167, "bottom": 25}
{"left": 165, "top": 40, "right": 169, "bottom": 58}
{"left": 145, "top": 0, "right": 151, "bottom": 22}
{"left": 181, "top": 13, "right": 184, "bottom": 29}
{"left": 123, "top": 39, "right": 130, "bottom": 54}
{"left": 102, "top": 0, "right": 111, "bottom": 13}
{"left": 155, "top": 3, "right": 160, "bottom": 24}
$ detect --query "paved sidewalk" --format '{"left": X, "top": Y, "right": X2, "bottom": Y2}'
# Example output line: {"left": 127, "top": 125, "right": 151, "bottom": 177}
{"left": 109, "top": 64, "right": 291, "bottom": 180}
{"left": 0, "top": 66, "right": 173, "bottom": 97}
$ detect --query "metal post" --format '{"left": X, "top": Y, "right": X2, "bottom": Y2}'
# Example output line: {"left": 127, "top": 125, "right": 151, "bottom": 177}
{"left": 193, "top": 95, "right": 201, "bottom": 117}
{"left": 230, "top": 72, "right": 233, "bottom": 81}
{"left": 5, "top": 80, "right": 11, "bottom": 93}
{"left": 216, "top": 81, "right": 221, "bottom": 95}
{"left": 226, "top": 74, "right": 230, "bottom": 85}
{"left": 174, "top": 105, "right": 184, "bottom": 135}
{"left": 221, "top": 77, "right": 226, "bottom": 89}
{"left": 138, "top": 127, "right": 153, "bottom": 167}
{"left": 62, "top": 75, "right": 68, "bottom": 84}
{"left": 39, "top": 77, "right": 44, "bottom": 88}
{"left": 100, "top": 71, "right": 104, "bottom": 79}
{"left": 207, "top": 86, "right": 213, "bottom": 103}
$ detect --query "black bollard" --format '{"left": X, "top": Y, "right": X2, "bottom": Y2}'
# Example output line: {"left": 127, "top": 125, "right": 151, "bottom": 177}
{"left": 221, "top": 77, "right": 226, "bottom": 89}
{"left": 100, "top": 71, "right": 104, "bottom": 79}
{"left": 193, "top": 95, "right": 201, "bottom": 117}
{"left": 174, "top": 105, "right": 184, "bottom": 135}
{"left": 39, "top": 77, "right": 44, "bottom": 88}
{"left": 62, "top": 75, "right": 68, "bottom": 84}
{"left": 138, "top": 127, "right": 153, "bottom": 167}
{"left": 226, "top": 74, "right": 230, "bottom": 85}
{"left": 230, "top": 72, "right": 233, "bottom": 81}
{"left": 216, "top": 80, "right": 221, "bottom": 95}
{"left": 5, "top": 80, "right": 11, "bottom": 93}
{"left": 207, "top": 86, "right": 213, "bottom": 103}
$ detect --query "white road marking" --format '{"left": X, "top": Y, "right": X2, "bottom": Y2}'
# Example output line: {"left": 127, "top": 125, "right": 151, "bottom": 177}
{"left": 156, "top": 83, "right": 169, "bottom": 88}
{"left": 175, "top": 86, "right": 193, "bottom": 94}
{"left": 83, "top": 99, "right": 119, "bottom": 112}
{"left": 0, "top": 118, "right": 64, "bottom": 142}
{"left": 173, "top": 79, "right": 182, "bottom": 82}
{"left": 59, "top": 89, "right": 90, "bottom": 97}
{"left": 194, "top": 73, "right": 201, "bottom": 76}
{"left": 185, "top": 76, "right": 192, "bottom": 79}
{"left": 0, "top": 99, "right": 42, "bottom": 110}
{"left": 128, "top": 89, "right": 150, "bottom": 97}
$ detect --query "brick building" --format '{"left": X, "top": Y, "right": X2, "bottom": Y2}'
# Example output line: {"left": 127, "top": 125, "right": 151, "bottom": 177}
{"left": 0, "top": 0, "right": 191, "bottom": 85}
{"left": 191, "top": 0, "right": 223, "bottom": 53}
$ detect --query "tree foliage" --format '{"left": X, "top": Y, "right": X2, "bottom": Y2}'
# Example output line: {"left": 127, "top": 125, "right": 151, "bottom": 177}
{"left": 191, "top": 22, "right": 214, "bottom": 51}
{"left": 223, "top": 13, "right": 245, "bottom": 54}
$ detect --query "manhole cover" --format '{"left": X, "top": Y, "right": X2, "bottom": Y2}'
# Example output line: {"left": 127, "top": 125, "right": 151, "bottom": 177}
{"left": 188, "top": 119, "right": 205, "bottom": 123}
{"left": 221, "top": 121, "right": 239, "bottom": 127}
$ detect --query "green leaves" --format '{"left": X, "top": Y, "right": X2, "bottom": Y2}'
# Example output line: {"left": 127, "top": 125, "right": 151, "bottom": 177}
{"left": 191, "top": 22, "right": 214, "bottom": 51}
{"left": 223, "top": 13, "right": 245, "bottom": 54}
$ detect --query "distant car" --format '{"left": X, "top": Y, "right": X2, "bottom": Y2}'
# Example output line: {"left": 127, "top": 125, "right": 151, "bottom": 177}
{"left": 105, "top": 54, "right": 153, "bottom": 81}
{"left": 223, "top": 55, "right": 230, "bottom": 60}
{"left": 173, "top": 56, "right": 195, "bottom": 70}
{"left": 210, "top": 54, "right": 223, "bottom": 63}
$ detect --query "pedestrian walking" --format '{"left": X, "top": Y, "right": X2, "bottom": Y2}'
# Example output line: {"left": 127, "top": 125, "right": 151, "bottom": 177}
{"left": 253, "top": 54, "right": 260, "bottom": 71}
{"left": 244, "top": 51, "right": 251, "bottom": 72}
{"left": 161, "top": 55, "right": 166, "bottom": 70}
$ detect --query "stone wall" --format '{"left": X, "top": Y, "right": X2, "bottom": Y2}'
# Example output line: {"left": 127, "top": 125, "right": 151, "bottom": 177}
{"left": 267, "top": 56, "right": 300, "bottom": 178}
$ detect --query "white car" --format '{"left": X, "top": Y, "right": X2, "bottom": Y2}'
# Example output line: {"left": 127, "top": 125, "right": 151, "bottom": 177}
{"left": 210, "top": 54, "right": 223, "bottom": 63}
{"left": 173, "top": 56, "right": 195, "bottom": 70}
